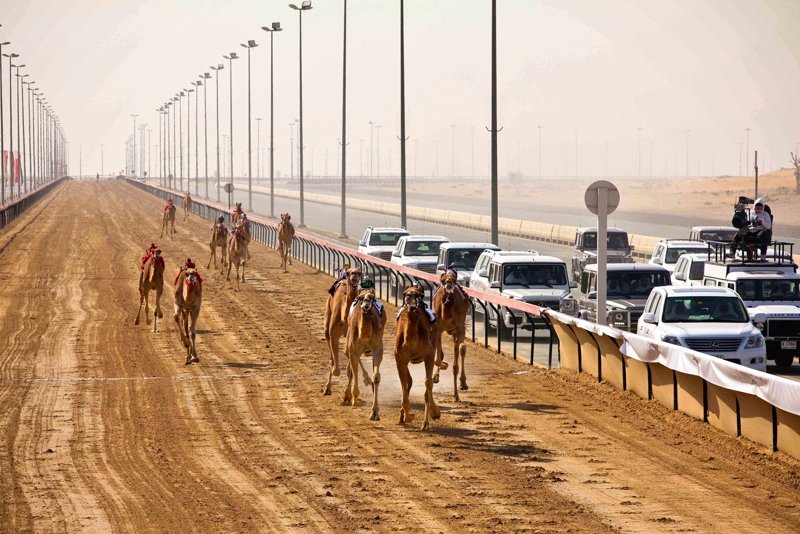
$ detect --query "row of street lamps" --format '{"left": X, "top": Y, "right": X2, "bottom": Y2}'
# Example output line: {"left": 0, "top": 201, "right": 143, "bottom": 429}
{"left": 0, "top": 24, "right": 68, "bottom": 205}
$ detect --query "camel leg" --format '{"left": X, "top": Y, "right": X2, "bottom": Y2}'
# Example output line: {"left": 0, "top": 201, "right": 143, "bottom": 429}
{"left": 235, "top": 263, "right": 241, "bottom": 291}
{"left": 342, "top": 352, "right": 354, "bottom": 405}
{"left": 396, "top": 358, "right": 414, "bottom": 425}
{"left": 153, "top": 286, "right": 163, "bottom": 333}
{"left": 458, "top": 332, "right": 468, "bottom": 391}
{"left": 370, "top": 348, "right": 383, "bottom": 421}
{"left": 433, "top": 326, "right": 444, "bottom": 384}
{"left": 189, "top": 308, "right": 199, "bottom": 363}
{"left": 423, "top": 357, "right": 440, "bottom": 430}
{"left": 174, "top": 309, "right": 190, "bottom": 350}
{"left": 226, "top": 253, "right": 233, "bottom": 281}
{"left": 206, "top": 245, "right": 215, "bottom": 270}
{"left": 452, "top": 338, "right": 461, "bottom": 402}
{"left": 358, "top": 358, "right": 373, "bottom": 387}
{"left": 329, "top": 329, "right": 342, "bottom": 377}
{"left": 240, "top": 258, "right": 245, "bottom": 283}
{"left": 144, "top": 290, "right": 151, "bottom": 325}
{"left": 134, "top": 291, "right": 145, "bottom": 325}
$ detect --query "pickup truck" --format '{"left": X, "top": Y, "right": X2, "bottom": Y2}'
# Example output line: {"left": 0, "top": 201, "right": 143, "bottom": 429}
{"left": 560, "top": 263, "right": 670, "bottom": 331}
{"left": 358, "top": 226, "right": 409, "bottom": 261}
{"left": 436, "top": 242, "right": 500, "bottom": 287}
{"left": 700, "top": 254, "right": 800, "bottom": 368}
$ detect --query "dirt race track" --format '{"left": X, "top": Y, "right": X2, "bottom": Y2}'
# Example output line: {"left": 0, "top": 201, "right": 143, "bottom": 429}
{"left": 1, "top": 180, "right": 799, "bottom": 533}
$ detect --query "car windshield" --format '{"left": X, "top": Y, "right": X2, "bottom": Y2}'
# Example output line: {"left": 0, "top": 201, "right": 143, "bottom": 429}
{"left": 607, "top": 271, "right": 670, "bottom": 297}
{"left": 662, "top": 296, "right": 749, "bottom": 323}
{"left": 582, "top": 232, "right": 629, "bottom": 250}
{"left": 665, "top": 246, "right": 708, "bottom": 263}
{"left": 447, "top": 249, "right": 485, "bottom": 270}
{"left": 699, "top": 229, "right": 737, "bottom": 243}
{"left": 503, "top": 263, "right": 567, "bottom": 287}
{"left": 369, "top": 232, "right": 406, "bottom": 246}
{"left": 403, "top": 241, "right": 443, "bottom": 257}
{"left": 736, "top": 279, "right": 800, "bottom": 301}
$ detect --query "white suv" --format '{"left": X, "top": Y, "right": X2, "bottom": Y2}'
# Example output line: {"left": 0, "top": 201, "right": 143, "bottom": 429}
{"left": 358, "top": 227, "right": 409, "bottom": 261}
{"left": 637, "top": 286, "right": 766, "bottom": 371}
{"left": 649, "top": 239, "right": 709, "bottom": 273}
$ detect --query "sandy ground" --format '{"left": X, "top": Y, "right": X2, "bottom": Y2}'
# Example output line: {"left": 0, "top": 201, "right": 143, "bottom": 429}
{"left": 1, "top": 180, "right": 799, "bottom": 533}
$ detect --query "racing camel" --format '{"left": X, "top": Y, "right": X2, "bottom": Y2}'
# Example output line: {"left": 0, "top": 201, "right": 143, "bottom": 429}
{"left": 206, "top": 217, "right": 228, "bottom": 272}
{"left": 174, "top": 268, "right": 202, "bottom": 365}
{"left": 226, "top": 225, "right": 248, "bottom": 291}
{"left": 433, "top": 271, "right": 469, "bottom": 400}
{"left": 277, "top": 212, "right": 295, "bottom": 271}
{"left": 182, "top": 192, "right": 193, "bottom": 221}
{"left": 323, "top": 267, "right": 372, "bottom": 396}
{"left": 134, "top": 250, "right": 165, "bottom": 332}
{"left": 395, "top": 285, "right": 445, "bottom": 430}
{"left": 161, "top": 201, "right": 176, "bottom": 239}
{"left": 342, "top": 287, "right": 387, "bottom": 420}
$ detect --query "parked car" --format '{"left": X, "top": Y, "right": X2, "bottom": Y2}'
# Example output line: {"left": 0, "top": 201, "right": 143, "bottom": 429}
{"left": 701, "top": 251, "right": 799, "bottom": 368}
{"left": 358, "top": 226, "right": 410, "bottom": 261}
{"left": 649, "top": 239, "right": 709, "bottom": 273}
{"left": 560, "top": 263, "right": 670, "bottom": 331}
{"left": 571, "top": 226, "right": 634, "bottom": 281}
{"left": 670, "top": 253, "right": 707, "bottom": 286}
{"left": 637, "top": 286, "right": 767, "bottom": 372}
{"left": 689, "top": 225, "right": 738, "bottom": 244}
{"left": 436, "top": 242, "right": 501, "bottom": 287}
{"left": 470, "top": 251, "right": 575, "bottom": 336}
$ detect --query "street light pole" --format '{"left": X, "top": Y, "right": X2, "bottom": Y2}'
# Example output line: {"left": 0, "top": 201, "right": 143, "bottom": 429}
{"left": 211, "top": 64, "right": 224, "bottom": 201}
{"left": 0, "top": 41, "right": 10, "bottom": 203}
{"left": 290, "top": 0, "right": 313, "bottom": 227}
{"left": 340, "top": 0, "right": 348, "bottom": 238}
{"left": 201, "top": 72, "right": 211, "bottom": 198}
{"left": 262, "top": 22, "right": 282, "bottom": 218}
{"left": 223, "top": 52, "right": 239, "bottom": 197}
{"left": 185, "top": 87, "right": 193, "bottom": 192}
{"left": 489, "top": 0, "right": 499, "bottom": 244}
{"left": 241, "top": 40, "right": 258, "bottom": 211}
{"left": 131, "top": 113, "right": 138, "bottom": 177}
{"left": 399, "top": 0, "right": 407, "bottom": 226}
{"left": 192, "top": 80, "right": 201, "bottom": 194}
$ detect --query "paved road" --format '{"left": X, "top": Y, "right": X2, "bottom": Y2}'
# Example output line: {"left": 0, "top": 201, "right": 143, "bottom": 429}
{"left": 2, "top": 180, "right": 799, "bottom": 532}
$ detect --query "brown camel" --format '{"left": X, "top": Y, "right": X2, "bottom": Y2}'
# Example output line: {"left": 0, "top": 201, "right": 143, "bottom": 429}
{"left": 174, "top": 268, "right": 202, "bottom": 365}
{"left": 231, "top": 202, "right": 244, "bottom": 225}
{"left": 206, "top": 219, "right": 228, "bottom": 272}
{"left": 134, "top": 251, "right": 165, "bottom": 332}
{"left": 182, "top": 192, "right": 193, "bottom": 221}
{"left": 395, "top": 285, "right": 444, "bottom": 430}
{"left": 161, "top": 204, "right": 176, "bottom": 239}
{"left": 323, "top": 267, "right": 372, "bottom": 395}
{"left": 342, "top": 288, "right": 387, "bottom": 420}
{"left": 432, "top": 271, "right": 468, "bottom": 400}
{"left": 226, "top": 227, "right": 248, "bottom": 291}
{"left": 236, "top": 215, "right": 252, "bottom": 259}
{"left": 277, "top": 212, "right": 295, "bottom": 271}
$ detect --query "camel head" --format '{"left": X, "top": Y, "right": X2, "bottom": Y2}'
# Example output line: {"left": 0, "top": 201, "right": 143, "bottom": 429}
{"left": 440, "top": 271, "right": 458, "bottom": 293}
{"left": 184, "top": 269, "right": 200, "bottom": 288}
{"left": 346, "top": 267, "right": 363, "bottom": 287}
{"left": 403, "top": 285, "right": 424, "bottom": 311}
{"left": 235, "top": 202, "right": 242, "bottom": 210}
{"left": 357, "top": 289, "right": 377, "bottom": 312}
{"left": 280, "top": 212, "right": 291, "bottom": 223}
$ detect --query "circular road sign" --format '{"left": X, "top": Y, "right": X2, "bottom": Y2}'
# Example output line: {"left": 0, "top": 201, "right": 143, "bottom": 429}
{"left": 223, "top": 183, "right": 234, "bottom": 194}
{"left": 584, "top": 180, "right": 620, "bottom": 215}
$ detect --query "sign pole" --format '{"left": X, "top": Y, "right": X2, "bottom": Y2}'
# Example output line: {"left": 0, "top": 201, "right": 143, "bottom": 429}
{"left": 597, "top": 186, "right": 608, "bottom": 325}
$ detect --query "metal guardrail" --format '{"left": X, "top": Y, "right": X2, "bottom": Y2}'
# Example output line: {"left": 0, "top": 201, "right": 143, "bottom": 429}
{"left": 0, "top": 177, "right": 68, "bottom": 231}
{"left": 127, "top": 179, "right": 562, "bottom": 368}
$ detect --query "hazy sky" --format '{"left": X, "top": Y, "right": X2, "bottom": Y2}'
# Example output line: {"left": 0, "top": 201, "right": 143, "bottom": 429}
{"left": 2, "top": 0, "right": 799, "bottom": 179}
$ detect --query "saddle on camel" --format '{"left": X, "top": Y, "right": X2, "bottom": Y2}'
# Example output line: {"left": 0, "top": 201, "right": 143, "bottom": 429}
{"left": 433, "top": 269, "right": 472, "bottom": 400}
{"left": 343, "top": 278, "right": 387, "bottom": 420}
{"left": 135, "top": 247, "right": 165, "bottom": 331}
{"left": 174, "top": 260, "right": 203, "bottom": 365}
{"left": 277, "top": 212, "right": 295, "bottom": 271}
{"left": 322, "top": 265, "right": 373, "bottom": 396}
{"left": 206, "top": 215, "right": 229, "bottom": 270}
{"left": 394, "top": 284, "right": 446, "bottom": 430}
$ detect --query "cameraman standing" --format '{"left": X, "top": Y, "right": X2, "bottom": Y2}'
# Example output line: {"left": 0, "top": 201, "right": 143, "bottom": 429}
{"left": 750, "top": 201, "right": 772, "bottom": 260}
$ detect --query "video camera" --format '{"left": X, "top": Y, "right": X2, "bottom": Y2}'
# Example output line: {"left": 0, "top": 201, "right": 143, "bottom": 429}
{"left": 732, "top": 196, "right": 755, "bottom": 229}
